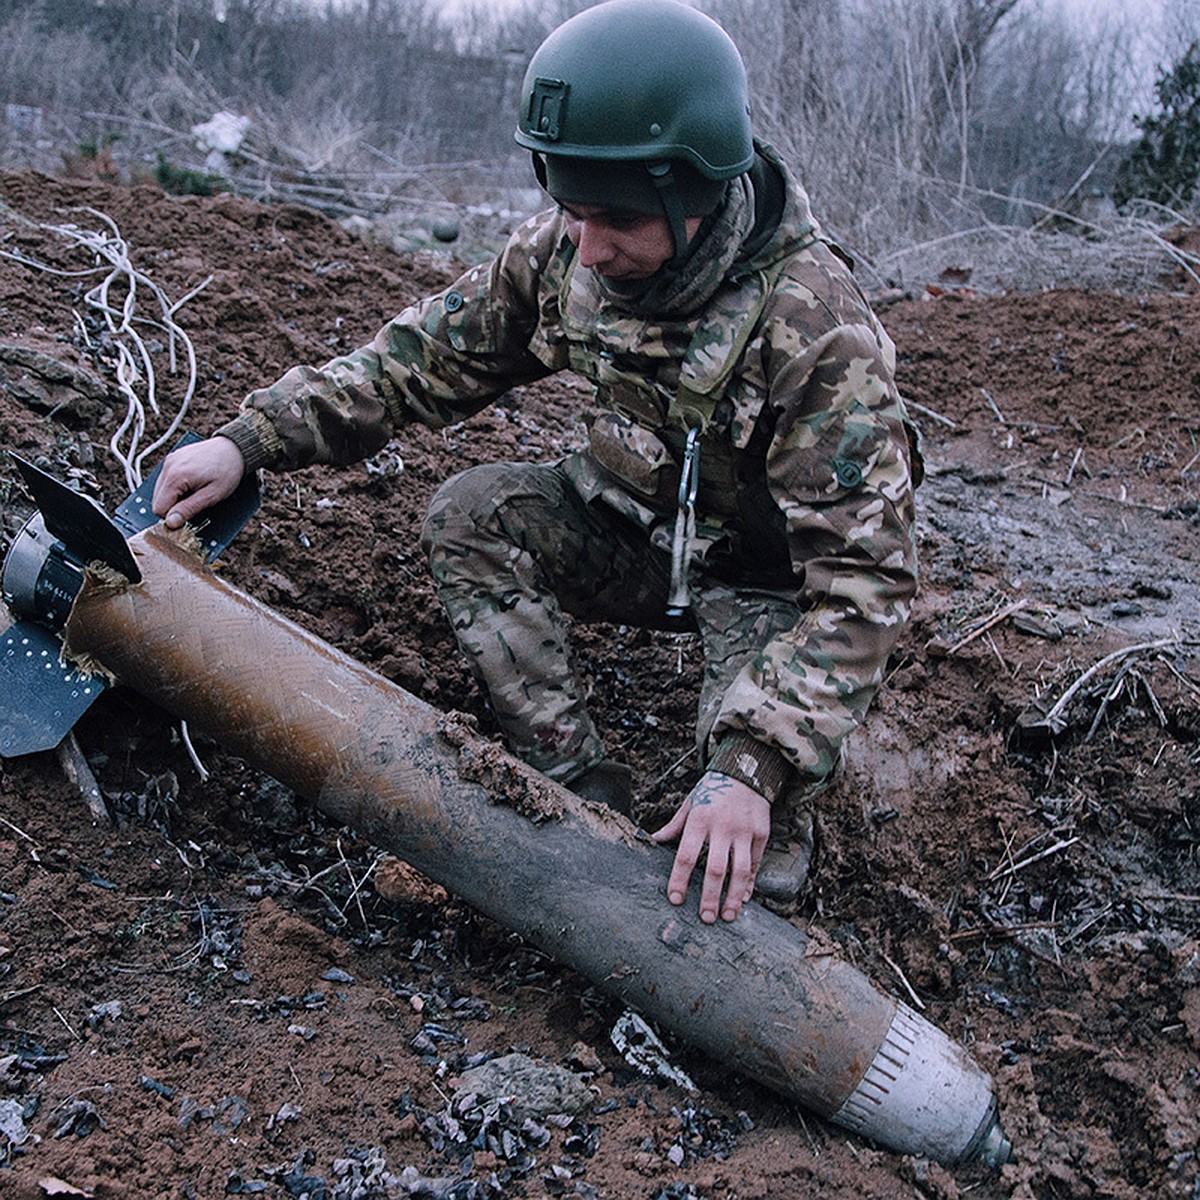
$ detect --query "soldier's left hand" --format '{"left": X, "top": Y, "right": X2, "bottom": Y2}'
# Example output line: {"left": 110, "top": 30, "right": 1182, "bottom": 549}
{"left": 650, "top": 771, "right": 770, "bottom": 924}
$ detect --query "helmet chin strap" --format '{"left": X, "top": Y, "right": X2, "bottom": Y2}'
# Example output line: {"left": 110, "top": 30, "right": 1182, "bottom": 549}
{"left": 647, "top": 161, "right": 692, "bottom": 268}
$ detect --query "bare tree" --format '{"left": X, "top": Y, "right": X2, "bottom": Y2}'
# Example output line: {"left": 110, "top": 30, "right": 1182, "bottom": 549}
{"left": 927, "top": 0, "right": 1021, "bottom": 176}
{"left": 708, "top": 0, "right": 1021, "bottom": 254}
{"left": 969, "top": 2, "right": 1146, "bottom": 220}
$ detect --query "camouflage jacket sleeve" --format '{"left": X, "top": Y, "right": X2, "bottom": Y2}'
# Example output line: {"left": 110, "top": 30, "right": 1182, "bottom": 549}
{"left": 706, "top": 252, "right": 920, "bottom": 805}
{"left": 214, "top": 213, "right": 565, "bottom": 472}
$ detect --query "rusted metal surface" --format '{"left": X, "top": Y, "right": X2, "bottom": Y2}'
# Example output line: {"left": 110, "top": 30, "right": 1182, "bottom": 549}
{"left": 62, "top": 527, "right": 1002, "bottom": 1159}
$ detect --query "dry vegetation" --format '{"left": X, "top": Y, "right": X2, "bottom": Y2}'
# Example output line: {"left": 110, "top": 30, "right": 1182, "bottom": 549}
{"left": 0, "top": 0, "right": 1197, "bottom": 290}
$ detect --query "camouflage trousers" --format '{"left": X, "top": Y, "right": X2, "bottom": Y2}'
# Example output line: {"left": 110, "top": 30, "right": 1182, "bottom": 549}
{"left": 420, "top": 460, "right": 804, "bottom": 790}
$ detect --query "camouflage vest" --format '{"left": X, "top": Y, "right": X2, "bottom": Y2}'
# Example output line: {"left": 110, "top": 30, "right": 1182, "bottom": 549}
{"left": 558, "top": 247, "right": 790, "bottom": 563}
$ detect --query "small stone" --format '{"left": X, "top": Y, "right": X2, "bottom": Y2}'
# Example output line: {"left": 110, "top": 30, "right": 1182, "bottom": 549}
{"left": 454, "top": 1052, "right": 594, "bottom": 1118}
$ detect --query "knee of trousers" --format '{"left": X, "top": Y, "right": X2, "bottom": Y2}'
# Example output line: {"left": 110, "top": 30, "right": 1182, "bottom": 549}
{"left": 420, "top": 462, "right": 546, "bottom": 558}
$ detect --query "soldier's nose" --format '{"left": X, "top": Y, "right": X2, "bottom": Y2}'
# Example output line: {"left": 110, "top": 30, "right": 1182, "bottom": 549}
{"left": 575, "top": 221, "right": 614, "bottom": 268}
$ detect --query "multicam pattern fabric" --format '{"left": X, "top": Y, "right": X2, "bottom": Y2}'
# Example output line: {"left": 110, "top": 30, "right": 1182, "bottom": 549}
{"left": 217, "top": 142, "right": 920, "bottom": 804}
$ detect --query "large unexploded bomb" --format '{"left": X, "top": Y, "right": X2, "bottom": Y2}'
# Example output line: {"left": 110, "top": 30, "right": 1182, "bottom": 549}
{"left": 0, "top": 450, "right": 1013, "bottom": 1169}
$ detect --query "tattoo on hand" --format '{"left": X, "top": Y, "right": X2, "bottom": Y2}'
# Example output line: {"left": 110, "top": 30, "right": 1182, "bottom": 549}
{"left": 691, "top": 773, "right": 738, "bottom": 807}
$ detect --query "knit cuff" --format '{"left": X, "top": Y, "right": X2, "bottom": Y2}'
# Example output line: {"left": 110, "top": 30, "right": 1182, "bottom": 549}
{"left": 707, "top": 733, "right": 794, "bottom": 805}
{"left": 213, "top": 409, "right": 284, "bottom": 473}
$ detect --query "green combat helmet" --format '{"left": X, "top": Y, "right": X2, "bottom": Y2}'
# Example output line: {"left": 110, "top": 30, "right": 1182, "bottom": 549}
{"left": 514, "top": 0, "right": 754, "bottom": 258}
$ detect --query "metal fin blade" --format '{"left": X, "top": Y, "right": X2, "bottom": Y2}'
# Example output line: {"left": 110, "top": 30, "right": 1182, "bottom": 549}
{"left": 0, "top": 619, "right": 105, "bottom": 756}
{"left": 11, "top": 455, "right": 140, "bottom": 583}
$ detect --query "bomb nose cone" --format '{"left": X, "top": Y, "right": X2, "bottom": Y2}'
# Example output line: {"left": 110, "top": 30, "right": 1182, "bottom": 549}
{"left": 969, "top": 1109, "right": 1015, "bottom": 1168}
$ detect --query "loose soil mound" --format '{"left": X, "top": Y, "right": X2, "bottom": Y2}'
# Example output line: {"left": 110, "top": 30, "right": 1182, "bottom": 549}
{"left": 0, "top": 173, "right": 1197, "bottom": 1200}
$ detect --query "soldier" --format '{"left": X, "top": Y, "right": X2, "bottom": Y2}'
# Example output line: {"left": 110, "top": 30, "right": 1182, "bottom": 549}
{"left": 153, "top": 0, "right": 920, "bottom": 927}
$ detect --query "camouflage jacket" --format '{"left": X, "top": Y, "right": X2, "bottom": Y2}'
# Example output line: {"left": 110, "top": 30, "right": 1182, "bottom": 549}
{"left": 217, "top": 144, "right": 920, "bottom": 804}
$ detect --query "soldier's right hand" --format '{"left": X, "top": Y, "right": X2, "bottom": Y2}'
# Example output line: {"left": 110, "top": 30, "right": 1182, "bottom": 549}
{"left": 151, "top": 435, "right": 246, "bottom": 530}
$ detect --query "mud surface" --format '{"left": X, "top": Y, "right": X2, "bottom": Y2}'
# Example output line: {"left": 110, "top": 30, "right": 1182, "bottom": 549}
{"left": 0, "top": 172, "right": 1197, "bottom": 1200}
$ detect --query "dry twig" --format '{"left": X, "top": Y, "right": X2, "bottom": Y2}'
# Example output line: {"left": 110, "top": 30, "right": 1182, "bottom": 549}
{"left": 1064, "top": 904, "right": 1114, "bottom": 945}
{"left": 880, "top": 952, "right": 925, "bottom": 1010}
{"left": 0, "top": 813, "right": 37, "bottom": 843}
{"left": 907, "top": 399, "right": 957, "bottom": 428}
{"left": 0, "top": 984, "right": 42, "bottom": 1006}
{"left": 948, "top": 920, "right": 1061, "bottom": 942}
{"left": 980, "top": 387, "right": 1006, "bottom": 424}
{"left": 943, "top": 598, "right": 1029, "bottom": 656}
{"left": 335, "top": 838, "right": 379, "bottom": 930}
{"left": 55, "top": 731, "right": 111, "bottom": 825}
{"left": 1033, "top": 639, "right": 1181, "bottom": 735}
{"left": 987, "top": 835, "right": 1081, "bottom": 883}
{"left": 1084, "top": 661, "right": 1134, "bottom": 742}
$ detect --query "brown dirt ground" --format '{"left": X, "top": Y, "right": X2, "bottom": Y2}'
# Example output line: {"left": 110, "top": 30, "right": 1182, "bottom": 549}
{"left": 0, "top": 171, "right": 1197, "bottom": 1200}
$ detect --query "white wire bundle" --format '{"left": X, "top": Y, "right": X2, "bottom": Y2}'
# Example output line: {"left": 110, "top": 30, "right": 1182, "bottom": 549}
{"left": 0, "top": 205, "right": 211, "bottom": 490}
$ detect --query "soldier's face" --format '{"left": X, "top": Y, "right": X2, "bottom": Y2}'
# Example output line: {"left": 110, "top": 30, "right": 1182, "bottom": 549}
{"left": 560, "top": 203, "right": 702, "bottom": 280}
